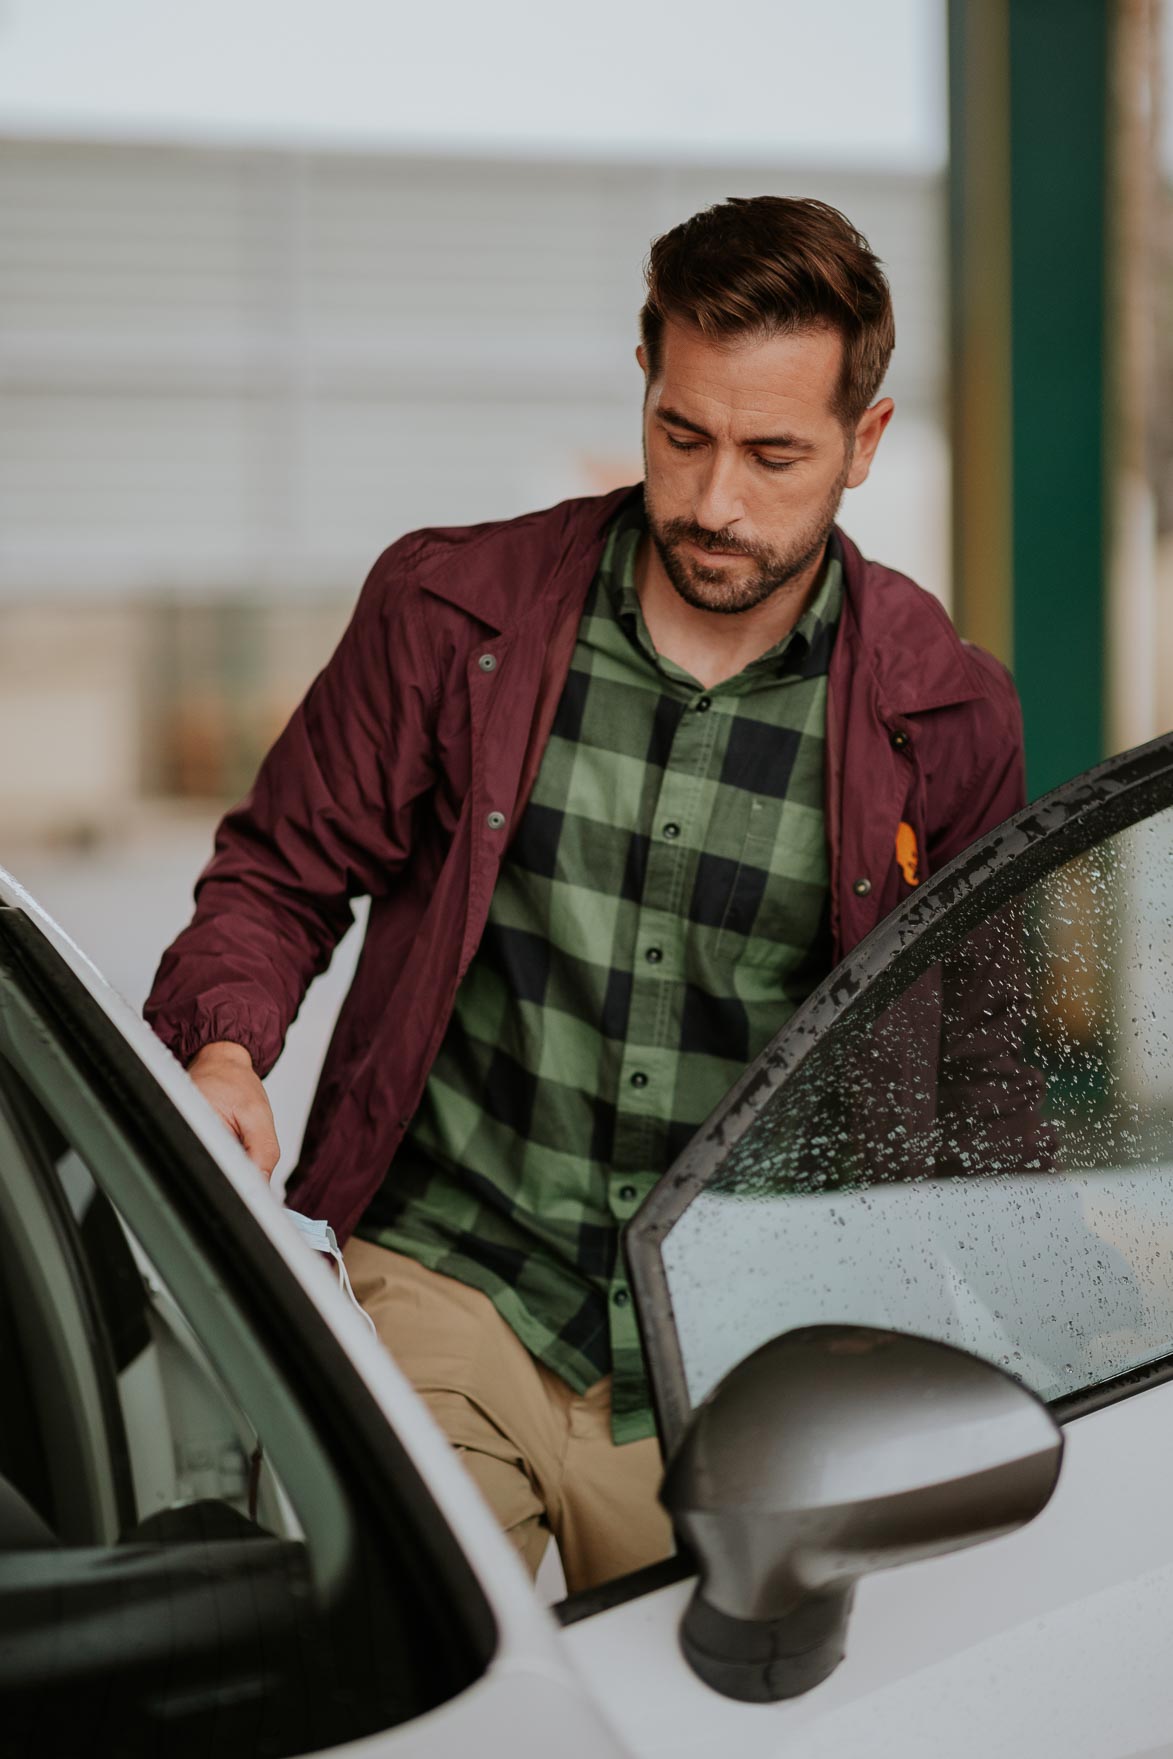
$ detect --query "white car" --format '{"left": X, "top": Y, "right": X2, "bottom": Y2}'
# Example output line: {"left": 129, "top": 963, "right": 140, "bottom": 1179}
{"left": 0, "top": 731, "right": 1171, "bottom": 1759}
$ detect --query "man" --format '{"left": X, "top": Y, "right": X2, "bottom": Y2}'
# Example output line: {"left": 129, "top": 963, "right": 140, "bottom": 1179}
{"left": 145, "top": 196, "right": 1025, "bottom": 1594}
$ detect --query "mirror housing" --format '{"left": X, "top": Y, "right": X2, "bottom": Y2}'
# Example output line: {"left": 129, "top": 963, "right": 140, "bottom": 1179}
{"left": 661, "top": 1324, "right": 1062, "bottom": 1702}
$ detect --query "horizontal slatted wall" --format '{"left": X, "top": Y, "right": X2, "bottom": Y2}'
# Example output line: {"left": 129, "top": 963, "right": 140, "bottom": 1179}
{"left": 0, "top": 138, "right": 942, "bottom": 599}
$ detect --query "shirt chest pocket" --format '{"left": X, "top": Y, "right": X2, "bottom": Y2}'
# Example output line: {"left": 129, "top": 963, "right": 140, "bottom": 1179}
{"left": 714, "top": 792, "right": 830, "bottom": 965}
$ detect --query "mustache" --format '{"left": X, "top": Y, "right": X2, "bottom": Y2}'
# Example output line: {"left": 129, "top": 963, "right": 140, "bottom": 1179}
{"left": 660, "top": 520, "right": 760, "bottom": 560}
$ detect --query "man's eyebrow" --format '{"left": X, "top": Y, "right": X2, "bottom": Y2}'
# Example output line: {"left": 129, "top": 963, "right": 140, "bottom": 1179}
{"left": 656, "top": 406, "right": 816, "bottom": 451}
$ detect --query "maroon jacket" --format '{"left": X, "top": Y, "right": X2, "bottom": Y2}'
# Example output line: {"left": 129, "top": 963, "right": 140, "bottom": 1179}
{"left": 145, "top": 485, "right": 1025, "bottom": 1241}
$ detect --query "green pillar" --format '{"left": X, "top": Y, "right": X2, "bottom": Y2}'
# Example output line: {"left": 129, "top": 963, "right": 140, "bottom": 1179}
{"left": 950, "top": 0, "right": 1111, "bottom": 800}
{"left": 948, "top": 0, "right": 1013, "bottom": 672}
{"left": 1008, "top": 0, "right": 1108, "bottom": 796}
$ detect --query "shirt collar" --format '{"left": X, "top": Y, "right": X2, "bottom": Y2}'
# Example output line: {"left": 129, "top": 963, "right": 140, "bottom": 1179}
{"left": 599, "top": 495, "right": 842, "bottom": 684}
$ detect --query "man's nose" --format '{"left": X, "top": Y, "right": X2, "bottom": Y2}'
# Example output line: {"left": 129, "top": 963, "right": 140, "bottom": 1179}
{"left": 692, "top": 453, "right": 745, "bottom": 535}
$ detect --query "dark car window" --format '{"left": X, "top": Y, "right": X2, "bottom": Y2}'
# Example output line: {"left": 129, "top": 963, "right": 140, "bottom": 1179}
{"left": 0, "top": 909, "right": 494, "bottom": 1759}
{"left": 8, "top": 1126, "right": 308, "bottom": 1549}
{"left": 627, "top": 735, "right": 1173, "bottom": 1452}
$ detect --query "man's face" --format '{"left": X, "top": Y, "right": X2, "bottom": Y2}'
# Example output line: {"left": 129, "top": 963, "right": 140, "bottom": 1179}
{"left": 639, "top": 318, "right": 891, "bottom": 615}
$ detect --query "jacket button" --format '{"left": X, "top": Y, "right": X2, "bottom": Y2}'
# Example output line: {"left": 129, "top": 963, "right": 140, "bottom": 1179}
{"left": 478, "top": 653, "right": 497, "bottom": 672}
{"left": 630, "top": 1070, "right": 648, "bottom": 1088}
{"left": 890, "top": 729, "right": 909, "bottom": 749}
{"left": 613, "top": 1288, "right": 630, "bottom": 1307}
{"left": 486, "top": 811, "right": 506, "bottom": 830}
{"left": 853, "top": 877, "right": 872, "bottom": 897}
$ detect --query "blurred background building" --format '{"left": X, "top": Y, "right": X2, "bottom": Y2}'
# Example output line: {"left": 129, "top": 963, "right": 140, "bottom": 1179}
{"left": 0, "top": 140, "right": 946, "bottom": 836}
{"left": 1, "top": 0, "right": 1171, "bottom": 1166}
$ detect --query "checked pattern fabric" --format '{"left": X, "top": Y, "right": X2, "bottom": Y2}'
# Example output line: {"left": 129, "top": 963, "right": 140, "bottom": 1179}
{"left": 356, "top": 494, "right": 842, "bottom": 1442}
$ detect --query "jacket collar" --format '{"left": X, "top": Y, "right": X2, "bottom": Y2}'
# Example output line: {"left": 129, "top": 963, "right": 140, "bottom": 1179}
{"left": 834, "top": 526, "right": 988, "bottom": 715}
{"left": 417, "top": 487, "right": 989, "bottom": 716}
{"left": 416, "top": 484, "right": 638, "bottom": 633}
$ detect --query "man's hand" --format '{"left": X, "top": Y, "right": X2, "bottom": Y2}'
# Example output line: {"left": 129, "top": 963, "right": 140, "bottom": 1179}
{"left": 186, "top": 1040, "right": 281, "bottom": 1178}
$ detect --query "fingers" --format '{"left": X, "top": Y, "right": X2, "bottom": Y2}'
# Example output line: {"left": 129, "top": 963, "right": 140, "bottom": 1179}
{"left": 186, "top": 1042, "right": 282, "bottom": 1180}
{"left": 234, "top": 1100, "right": 281, "bottom": 1178}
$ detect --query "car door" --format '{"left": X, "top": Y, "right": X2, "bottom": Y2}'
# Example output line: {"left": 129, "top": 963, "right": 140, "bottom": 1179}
{"left": 0, "top": 879, "right": 631, "bottom": 1759}
{"left": 559, "top": 730, "right": 1173, "bottom": 1759}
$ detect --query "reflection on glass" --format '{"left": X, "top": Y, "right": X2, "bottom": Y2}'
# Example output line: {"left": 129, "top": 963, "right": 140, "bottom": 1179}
{"left": 662, "top": 806, "right": 1173, "bottom": 1409}
{"left": 53, "top": 1145, "right": 304, "bottom": 1545}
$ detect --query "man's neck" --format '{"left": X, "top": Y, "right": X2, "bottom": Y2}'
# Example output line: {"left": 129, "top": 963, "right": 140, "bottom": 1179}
{"left": 633, "top": 535, "right": 828, "bottom": 690}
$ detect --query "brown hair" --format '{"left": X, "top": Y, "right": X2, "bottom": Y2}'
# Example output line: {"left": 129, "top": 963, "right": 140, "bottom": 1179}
{"left": 638, "top": 196, "right": 895, "bottom": 425}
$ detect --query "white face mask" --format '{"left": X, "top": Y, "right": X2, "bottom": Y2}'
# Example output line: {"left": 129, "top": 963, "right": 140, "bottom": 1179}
{"left": 284, "top": 1209, "right": 378, "bottom": 1340}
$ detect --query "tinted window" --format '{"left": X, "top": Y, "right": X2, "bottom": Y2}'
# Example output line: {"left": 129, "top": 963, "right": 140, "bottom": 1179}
{"left": 639, "top": 787, "right": 1173, "bottom": 1423}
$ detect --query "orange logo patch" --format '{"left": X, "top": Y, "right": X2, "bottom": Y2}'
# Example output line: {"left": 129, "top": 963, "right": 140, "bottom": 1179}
{"left": 896, "top": 821, "right": 920, "bottom": 886}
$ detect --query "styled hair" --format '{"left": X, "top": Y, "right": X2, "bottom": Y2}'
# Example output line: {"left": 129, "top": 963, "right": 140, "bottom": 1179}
{"left": 638, "top": 196, "right": 895, "bottom": 425}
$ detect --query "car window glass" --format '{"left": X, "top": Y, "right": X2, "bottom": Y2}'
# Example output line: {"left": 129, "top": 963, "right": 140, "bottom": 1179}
{"left": 53, "top": 1141, "right": 306, "bottom": 1542}
{"left": 655, "top": 801, "right": 1173, "bottom": 1414}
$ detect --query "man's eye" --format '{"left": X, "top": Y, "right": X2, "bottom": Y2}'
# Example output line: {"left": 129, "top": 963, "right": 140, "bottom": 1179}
{"left": 666, "top": 434, "right": 702, "bottom": 452}
{"left": 757, "top": 456, "right": 797, "bottom": 472}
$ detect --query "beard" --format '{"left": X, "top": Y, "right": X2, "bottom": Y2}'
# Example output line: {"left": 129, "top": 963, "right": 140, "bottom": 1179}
{"left": 644, "top": 461, "right": 851, "bottom": 616}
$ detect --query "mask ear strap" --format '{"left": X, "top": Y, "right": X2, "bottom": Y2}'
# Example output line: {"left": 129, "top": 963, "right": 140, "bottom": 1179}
{"left": 325, "top": 1238, "right": 379, "bottom": 1341}
{"left": 287, "top": 1209, "right": 379, "bottom": 1340}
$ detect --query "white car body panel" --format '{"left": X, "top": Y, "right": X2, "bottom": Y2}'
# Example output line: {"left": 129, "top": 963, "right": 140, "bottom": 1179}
{"left": 561, "top": 1381, "right": 1173, "bottom": 1758}
{"left": 337, "top": 1664, "right": 633, "bottom": 1758}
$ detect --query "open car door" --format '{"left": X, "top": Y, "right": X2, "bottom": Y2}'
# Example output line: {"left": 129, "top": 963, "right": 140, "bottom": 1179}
{"left": 560, "top": 732, "right": 1173, "bottom": 1759}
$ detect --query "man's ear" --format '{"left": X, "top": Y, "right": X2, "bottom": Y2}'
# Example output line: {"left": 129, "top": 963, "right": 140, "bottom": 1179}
{"left": 636, "top": 343, "right": 648, "bottom": 375}
{"left": 845, "top": 397, "right": 895, "bottom": 490}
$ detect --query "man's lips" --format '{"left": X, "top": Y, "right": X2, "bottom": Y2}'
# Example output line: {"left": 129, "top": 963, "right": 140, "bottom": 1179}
{"left": 681, "top": 538, "right": 748, "bottom": 561}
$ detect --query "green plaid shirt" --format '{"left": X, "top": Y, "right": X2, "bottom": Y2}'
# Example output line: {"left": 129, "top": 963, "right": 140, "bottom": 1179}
{"left": 357, "top": 494, "right": 842, "bottom": 1442}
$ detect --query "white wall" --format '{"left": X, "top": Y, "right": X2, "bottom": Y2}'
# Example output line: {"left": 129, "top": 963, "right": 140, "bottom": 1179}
{"left": 0, "top": 139, "right": 948, "bottom": 603}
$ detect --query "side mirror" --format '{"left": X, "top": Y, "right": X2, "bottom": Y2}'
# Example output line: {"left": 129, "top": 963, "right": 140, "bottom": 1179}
{"left": 661, "top": 1324, "right": 1062, "bottom": 1703}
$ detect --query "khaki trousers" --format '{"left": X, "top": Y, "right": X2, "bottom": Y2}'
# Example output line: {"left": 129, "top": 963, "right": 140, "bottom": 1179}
{"left": 342, "top": 1236, "right": 674, "bottom": 1595}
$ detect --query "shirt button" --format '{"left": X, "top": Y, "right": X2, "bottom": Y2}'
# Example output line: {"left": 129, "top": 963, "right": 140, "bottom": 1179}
{"left": 662, "top": 822, "right": 681, "bottom": 839}
{"left": 619, "top": 1184, "right": 638, "bottom": 1202}
{"left": 478, "top": 653, "right": 497, "bottom": 673}
{"left": 890, "top": 729, "right": 909, "bottom": 749}
{"left": 487, "top": 811, "right": 507, "bottom": 831}
{"left": 645, "top": 946, "right": 663, "bottom": 963}
{"left": 613, "top": 1288, "right": 630, "bottom": 1307}
{"left": 630, "top": 1071, "right": 648, "bottom": 1088}
{"left": 853, "top": 876, "right": 872, "bottom": 897}
{"left": 696, "top": 695, "right": 712, "bottom": 712}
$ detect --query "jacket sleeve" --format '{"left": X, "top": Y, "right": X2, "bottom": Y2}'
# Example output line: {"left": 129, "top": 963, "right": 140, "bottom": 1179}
{"left": 144, "top": 538, "right": 437, "bottom": 1076}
